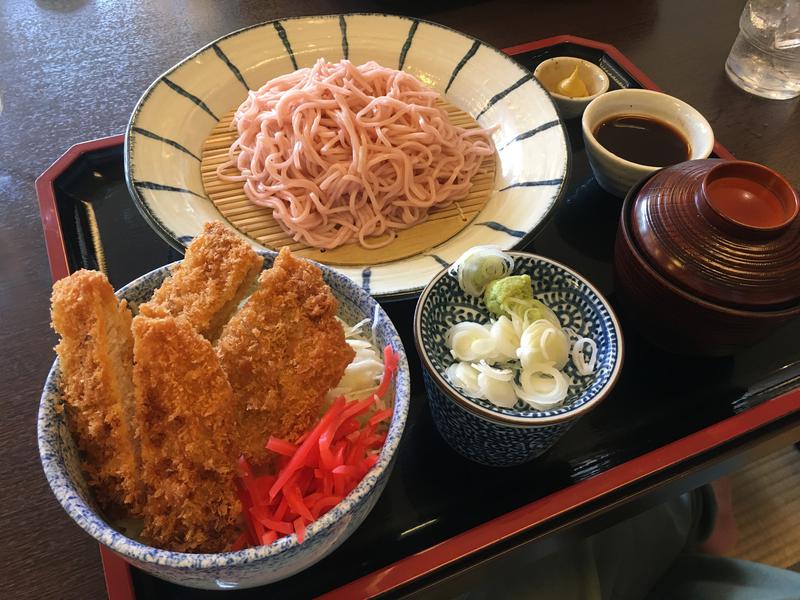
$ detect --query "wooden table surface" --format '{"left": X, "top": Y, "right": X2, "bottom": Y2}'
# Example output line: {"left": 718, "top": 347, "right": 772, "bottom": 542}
{"left": 1, "top": 0, "right": 797, "bottom": 598}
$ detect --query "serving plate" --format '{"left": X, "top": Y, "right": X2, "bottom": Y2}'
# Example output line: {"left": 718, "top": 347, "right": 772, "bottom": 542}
{"left": 125, "top": 14, "right": 569, "bottom": 300}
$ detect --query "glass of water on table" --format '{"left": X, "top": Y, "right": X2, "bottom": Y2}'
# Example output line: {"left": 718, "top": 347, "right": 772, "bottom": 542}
{"left": 725, "top": 0, "right": 800, "bottom": 100}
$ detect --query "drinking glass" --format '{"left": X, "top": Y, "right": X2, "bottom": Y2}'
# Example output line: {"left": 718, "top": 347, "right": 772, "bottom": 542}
{"left": 725, "top": 0, "right": 800, "bottom": 100}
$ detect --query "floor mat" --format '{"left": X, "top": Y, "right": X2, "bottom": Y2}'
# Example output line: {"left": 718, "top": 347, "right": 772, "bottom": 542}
{"left": 727, "top": 445, "right": 800, "bottom": 569}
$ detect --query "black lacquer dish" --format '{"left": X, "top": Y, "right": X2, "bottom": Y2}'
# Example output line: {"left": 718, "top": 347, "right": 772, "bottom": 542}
{"left": 35, "top": 36, "right": 800, "bottom": 599}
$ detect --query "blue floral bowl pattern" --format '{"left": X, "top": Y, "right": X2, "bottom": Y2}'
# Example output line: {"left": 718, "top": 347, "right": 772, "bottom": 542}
{"left": 414, "top": 252, "right": 623, "bottom": 466}
{"left": 38, "top": 252, "right": 410, "bottom": 590}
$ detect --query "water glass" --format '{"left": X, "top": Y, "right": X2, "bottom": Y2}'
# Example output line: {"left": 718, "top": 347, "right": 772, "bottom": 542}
{"left": 725, "top": 0, "right": 800, "bottom": 100}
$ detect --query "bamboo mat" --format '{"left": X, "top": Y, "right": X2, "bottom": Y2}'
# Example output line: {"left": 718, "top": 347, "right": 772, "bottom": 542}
{"left": 201, "top": 99, "right": 496, "bottom": 266}
{"left": 727, "top": 445, "right": 800, "bottom": 569}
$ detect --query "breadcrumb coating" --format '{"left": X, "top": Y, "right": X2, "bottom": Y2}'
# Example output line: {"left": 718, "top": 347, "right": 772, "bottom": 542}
{"left": 132, "top": 315, "right": 241, "bottom": 553}
{"left": 138, "top": 221, "right": 262, "bottom": 340}
{"left": 50, "top": 270, "right": 140, "bottom": 516}
{"left": 49, "top": 232, "right": 359, "bottom": 553}
{"left": 216, "top": 248, "right": 355, "bottom": 467}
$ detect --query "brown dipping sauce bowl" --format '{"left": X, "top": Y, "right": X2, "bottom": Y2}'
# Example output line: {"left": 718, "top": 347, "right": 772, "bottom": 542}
{"left": 614, "top": 159, "right": 800, "bottom": 356}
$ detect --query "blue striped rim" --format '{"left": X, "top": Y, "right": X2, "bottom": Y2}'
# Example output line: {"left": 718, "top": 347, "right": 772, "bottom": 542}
{"left": 134, "top": 181, "right": 207, "bottom": 199}
{"left": 425, "top": 254, "right": 450, "bottom": 268}
{"left": 125, "top": 14, "right": 569, "bottom": 300}
{"left": 361, "top": 267, "right": 372, "bottom": 294}
{"left": 130, "top": 127, "right": 200, "bottom": 161}
{"left": 498, "top": 120, "right": 560, "bottom": 151}
{"left": 273, "top": 21, "right": 298, "bottom": 70}
{"left": 475, "top": 221, "right": 525, "bottom": 238}
{"left": 398, "top": 19, "right": 419, "bottom": 71}
{"left": 445, "top": 40, "right": 480, "bottom": 94}
{"left": 339, "top": 15, "right": 349, "bottom": 59}
{"left": 211, "top": 43, "right": 250, "bottom": 91}
{"left": 499, "top": 179, "right": 563, "bottom": 192}
{"left": 475, "top": 73, "right": 534, "bottom": 120}
{"left": 161, "top": 78, "right": 218, "bottom": 120}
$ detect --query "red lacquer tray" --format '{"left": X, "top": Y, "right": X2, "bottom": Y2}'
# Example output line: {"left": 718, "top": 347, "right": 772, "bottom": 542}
{"left": 35, "top": 36, "right": 800, "bottom": 599}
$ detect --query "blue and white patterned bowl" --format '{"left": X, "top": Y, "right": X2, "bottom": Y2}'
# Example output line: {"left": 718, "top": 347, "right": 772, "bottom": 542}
{"left": 37, "top": 252, "right": 410, "bottom": 590}
{"left": 414, "top": 252, "right": 623, "bottom": 467}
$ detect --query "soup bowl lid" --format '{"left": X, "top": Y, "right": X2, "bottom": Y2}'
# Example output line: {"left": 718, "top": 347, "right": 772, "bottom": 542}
{"left": 630, "top": 159, "right": 800, "bottom": 309}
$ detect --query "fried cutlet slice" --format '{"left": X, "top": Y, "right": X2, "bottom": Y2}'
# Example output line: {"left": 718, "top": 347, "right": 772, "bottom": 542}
{"left": 138, "top": 221, "right": 263, "bottom": 340}
{"left": 216, "top": 248, "right": 355, "bottom": 468}
{"left": 50, "top": 270, "right": 140, "bottom": 516}
{"left": 132, "top": 314, "right": 241, "bottom": 553}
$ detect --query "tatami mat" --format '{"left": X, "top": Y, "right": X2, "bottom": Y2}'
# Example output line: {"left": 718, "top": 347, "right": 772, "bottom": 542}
{"left": 727, "top": 445, "right": 800, "bottom": 569}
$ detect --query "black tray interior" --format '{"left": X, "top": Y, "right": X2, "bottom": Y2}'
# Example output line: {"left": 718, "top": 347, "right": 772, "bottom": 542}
{"left": 50, "top": 42, "right": 800, "bottom": 598}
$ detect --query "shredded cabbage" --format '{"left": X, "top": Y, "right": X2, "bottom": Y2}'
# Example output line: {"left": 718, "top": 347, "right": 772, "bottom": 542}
{"left": 330, "top": 316, "right": 384, "bottom": 401}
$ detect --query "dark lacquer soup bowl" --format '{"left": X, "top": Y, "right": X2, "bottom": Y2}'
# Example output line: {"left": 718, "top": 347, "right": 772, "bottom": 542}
{"left": 614, "top": 159, "right": 800, "bottom": 356}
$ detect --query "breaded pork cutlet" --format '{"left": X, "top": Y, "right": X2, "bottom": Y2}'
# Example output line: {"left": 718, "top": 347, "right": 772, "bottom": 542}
{"left": 50, "top": 270, "right": 140, "bottom": 516}
{"left": 138, "top": 221, "right": 263, "bottom": 340}
{"left": 132, "top": 315, "right": 241, "bottom": 553}
{"left": 216, "top": 248, "right": 355, "bottom": 468}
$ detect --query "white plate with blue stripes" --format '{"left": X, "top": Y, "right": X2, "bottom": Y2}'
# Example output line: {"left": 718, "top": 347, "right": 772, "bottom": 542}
{"left": 125, "top": 14, "right": 569, "bottom": 300}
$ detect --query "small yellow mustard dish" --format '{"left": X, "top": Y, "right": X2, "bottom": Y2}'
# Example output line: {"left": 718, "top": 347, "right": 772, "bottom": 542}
{"left": 534, "top": 57, "right": 609, "bottom": 119}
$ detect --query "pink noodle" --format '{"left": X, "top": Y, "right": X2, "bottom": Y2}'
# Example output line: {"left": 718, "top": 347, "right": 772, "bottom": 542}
{"left": 217, "top": 59, "right": 496, "bottom": 250}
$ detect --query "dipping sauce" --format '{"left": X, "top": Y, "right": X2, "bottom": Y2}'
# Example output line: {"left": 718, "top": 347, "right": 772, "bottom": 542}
{"left": 594, "top": 115, "right": 689, "bottom": 167}
{"left": 706, "top": 177, "right": 788, "bottom": 228}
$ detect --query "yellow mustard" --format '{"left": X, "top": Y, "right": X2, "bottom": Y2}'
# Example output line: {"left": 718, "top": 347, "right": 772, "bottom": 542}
{"left": 556, "top": 66, "right": 589, "bottom": 98}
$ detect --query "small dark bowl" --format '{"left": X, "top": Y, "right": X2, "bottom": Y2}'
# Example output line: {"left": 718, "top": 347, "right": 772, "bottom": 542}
{"left": 631, "top": 159, "right": 800, "bottom": 308}
{"left": 615, "top": 160, "right": 800, "bottom": 356}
